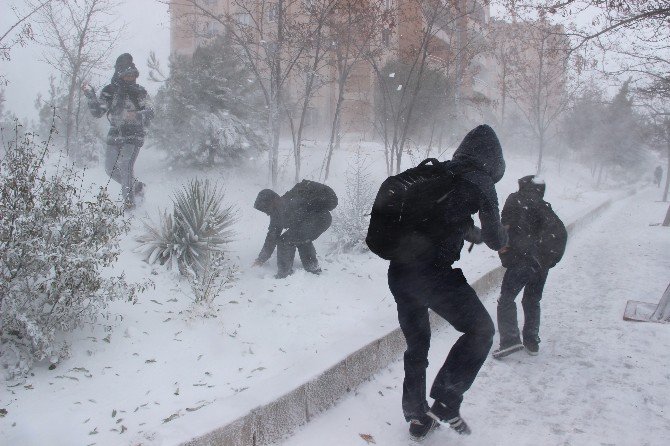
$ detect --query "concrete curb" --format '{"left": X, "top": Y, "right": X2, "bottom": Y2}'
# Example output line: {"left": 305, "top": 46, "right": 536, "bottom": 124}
{"left": 181, "top": 190, "right": 633, "bottom": 446}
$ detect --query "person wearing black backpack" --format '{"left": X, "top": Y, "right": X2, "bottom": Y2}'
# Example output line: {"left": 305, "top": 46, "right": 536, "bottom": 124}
{"left": 82, "top": 53, "right": 153, "bottom": 209}
{"left": 373, "top": 125, "right": 508, "bottom": 440}
{"left": 252, "top": 180, "right": 337, "bottom": 279}
{"left": 492, "top": 175, "right": 567, "bottom": 359}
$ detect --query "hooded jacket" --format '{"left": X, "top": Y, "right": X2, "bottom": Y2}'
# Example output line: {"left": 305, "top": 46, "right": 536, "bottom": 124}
{"left": 402, "top": 125, "right": 508, "bottom": 267}
{"left": 86, "top": 53, "right": 153, "bottom": 146}
{"left": 499, "top": 175, "right": 547, "bottom": 268}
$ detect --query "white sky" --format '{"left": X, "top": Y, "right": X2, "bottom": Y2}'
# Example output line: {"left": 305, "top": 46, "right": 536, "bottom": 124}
{"left": 0, "top": 0, "right": 171, "bottom": 121}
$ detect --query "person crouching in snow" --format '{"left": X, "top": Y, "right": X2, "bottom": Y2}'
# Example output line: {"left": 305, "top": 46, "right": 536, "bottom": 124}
{"left": 252, "top": 180, "right": 337, "bottom": 279}
{"left": 493, "top": 175, "right": 567, "bottom": 359}
{"left": 82, "top": 53, "right": 153, "bottom": 209}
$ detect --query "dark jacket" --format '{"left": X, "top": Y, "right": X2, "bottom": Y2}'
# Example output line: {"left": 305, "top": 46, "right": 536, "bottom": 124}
{"left": 499, "top": 175, "right": 545, "bottom": 268}
{"left": 87, "top": 77, "right": 153, "bottom": 146}
{"left": 255, "top": 183, "right": 336, "bottom": 263}
{"left": 404, "top": 125, "right": 508, "bottom": 267}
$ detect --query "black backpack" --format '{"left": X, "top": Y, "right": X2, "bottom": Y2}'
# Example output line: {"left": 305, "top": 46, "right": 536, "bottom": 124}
{"left": 284, "top": 180, "right": 338, "bottom": 214}
{"left": 366, "top": 158, "right": 467, "bottom": 262}
{"left": 537, "top": 202, "right": 567, "bottom": 268}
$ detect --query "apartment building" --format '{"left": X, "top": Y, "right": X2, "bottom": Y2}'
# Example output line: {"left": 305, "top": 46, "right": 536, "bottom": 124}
{"left": 169, "top": 0, "right": 496, "bottom": 141}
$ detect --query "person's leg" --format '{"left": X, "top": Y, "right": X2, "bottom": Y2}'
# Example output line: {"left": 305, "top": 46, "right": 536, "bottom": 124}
{"left": 427, "top": 268, "right": 495, "bottom": 420}
{"left": 521, "top": 268, "right": 549, "bottom": 345}
{"left": 275, "top": 238, "right": 296, "bottom": 278}
{"left": 496, "top": 266, "right": 531, "bottom": 347}
{"left": 388, "top": 266, "right": 432, "bottom": 421}
{"left": 104, "top": 143, "right": 123, "bottom": 185}
{"left": 297, "top": 242, "right": 320, "bottom": 272}
{"left": 116, "top": 142, "right": 141, "bottom": 205}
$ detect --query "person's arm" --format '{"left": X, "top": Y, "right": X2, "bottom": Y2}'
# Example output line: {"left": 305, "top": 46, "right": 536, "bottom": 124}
{"left": 477, "top": 186, "right": 508, "bottom": 251}
{"left": 83, "top": 84, "right": 113, "bottom": 118}
{"left": 255, "top": 220, "right": 282, "bottom": 265}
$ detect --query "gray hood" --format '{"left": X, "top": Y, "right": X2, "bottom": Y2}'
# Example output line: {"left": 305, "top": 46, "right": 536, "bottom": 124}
{"left": 453, "top": 124, "right": 505, "bottom": 183}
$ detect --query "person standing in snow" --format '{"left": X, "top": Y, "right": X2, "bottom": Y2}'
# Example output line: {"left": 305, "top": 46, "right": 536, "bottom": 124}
{"left": 385, "top": 125, "right": 508, "bottom": 439}
{"left": 82, "top": 53, "right": 153, "bottom": 209}
{"left": 654, "top": 166, "right": 663, "bottom": 188}
{"left": 493, "top": 175, "right": 567, "bottom": 359}
{"left": 252, "top": 180, "right": 337, "bottom": 278}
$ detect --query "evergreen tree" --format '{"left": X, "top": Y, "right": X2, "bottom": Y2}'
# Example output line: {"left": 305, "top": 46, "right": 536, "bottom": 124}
{"left": 152, "top": 35, "right": 266, "bottom": 167}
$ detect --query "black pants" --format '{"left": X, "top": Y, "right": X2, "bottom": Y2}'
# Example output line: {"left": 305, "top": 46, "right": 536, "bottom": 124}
{"left": 497, "top": 265, "right": 549, "bottom": 347}
{"left": 388, "top": 263, "right": 494, "bottom": 421}
{"left": 276, "top": 211, "right": 332, "bottom": 276}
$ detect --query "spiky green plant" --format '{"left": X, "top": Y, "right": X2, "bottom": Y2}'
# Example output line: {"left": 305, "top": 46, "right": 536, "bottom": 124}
{"left": 137, "top": 179, "right": 237, "bottom": 275}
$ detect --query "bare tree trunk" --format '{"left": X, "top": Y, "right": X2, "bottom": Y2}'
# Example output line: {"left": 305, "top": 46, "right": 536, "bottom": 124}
{"left": 662, "top": 204, "right": 670, "bottom": 226}
{"left": 663, "top": 134, "right": 670, "bottom": 202}
{"left": 324, "top": 72, "right": 347, "bottom": 180}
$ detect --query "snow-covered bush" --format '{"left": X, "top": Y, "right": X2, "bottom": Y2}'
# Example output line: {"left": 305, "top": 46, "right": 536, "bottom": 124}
{"left": 330, "top": 151, "right": 377, "bottom": 254}
{"left": 151, "top": 35, "right": 267, "bottom": 167}
{"left": 0, "top": 127, "right": 141, "bottom": 378}
{"left": 187, "top": 252, "right": 237, "bottom": 309}
{"left": 136, "top": 179, "right": 237, "bottom": 276}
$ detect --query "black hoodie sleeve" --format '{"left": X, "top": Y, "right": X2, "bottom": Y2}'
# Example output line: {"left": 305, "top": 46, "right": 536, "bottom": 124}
{"left": 256, "top": 218, "right": 282, "bottom": 264}
{"left": 477, "top": 185, "right": 508, "bottom": 251}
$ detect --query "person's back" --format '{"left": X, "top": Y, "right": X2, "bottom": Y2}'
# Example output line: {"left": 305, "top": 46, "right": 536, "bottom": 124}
{"left": 494, "top": 175, "right": 566, "bottom": 359}
{"left": 253, "top": 181, "right": 336, "bottom": 278}
{"left": 655, "top": 166, "right": 663, "bottom": 187}
{"left": 385, "top": 124, "right": 507, "bottom": 440}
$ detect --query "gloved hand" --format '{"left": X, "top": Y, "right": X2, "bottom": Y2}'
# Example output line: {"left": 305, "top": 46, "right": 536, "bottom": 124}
{"left": 81, "top": 82, "right": 96, "bottom": 99}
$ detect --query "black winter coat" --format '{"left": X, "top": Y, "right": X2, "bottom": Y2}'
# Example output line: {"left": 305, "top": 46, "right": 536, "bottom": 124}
{"left": 397, "top": 124, "right": 508, "bottom": 268}
{"left": 499, "top": 175, "right": 545, "bottom": 269}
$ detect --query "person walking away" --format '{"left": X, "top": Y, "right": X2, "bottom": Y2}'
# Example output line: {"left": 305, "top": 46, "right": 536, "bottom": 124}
{"left": 82, "top": 53, "right": 153, "bottom": 209}
{"left": 368, "top": 125, "right": 508, "bottom": 440}
{"left": 493, "top": 175, "right": 567, "bottom": 359}
{"left": 252, "top": 180, "right": 337, "bottom": 279}
{"left": 654, "top": 165, "right": 663, "bottom": 188}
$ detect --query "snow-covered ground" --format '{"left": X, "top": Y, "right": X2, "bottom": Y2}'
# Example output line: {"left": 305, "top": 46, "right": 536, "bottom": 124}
{"left": 276, "top": 188, "right": 670, "bottom": 446}
{"left": 0, "top": 141, "right": 638, "bottom": 446}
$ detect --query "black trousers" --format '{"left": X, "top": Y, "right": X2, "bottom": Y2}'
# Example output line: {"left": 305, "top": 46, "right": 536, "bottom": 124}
{"left": 276, "top": 211, "right": 332, "bottom": 276}
{"left": 496, "top": 265, "right": 549, "bottom": 347}
{"left": 388, "top": 263, "right": 494, "bottom": 421}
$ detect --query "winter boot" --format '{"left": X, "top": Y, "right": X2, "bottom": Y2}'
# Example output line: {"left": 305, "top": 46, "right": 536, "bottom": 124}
{"left": 428, "top": 401, "right": 471, "bottom": 435}
{"left": 523, "top": 339, "right": 539, "bottom": 356}
{"left": 492, "top": 341, "right": 524, "bottom": 359}
{"left": 408, "top": 413, "right": 439, "bottom": 440}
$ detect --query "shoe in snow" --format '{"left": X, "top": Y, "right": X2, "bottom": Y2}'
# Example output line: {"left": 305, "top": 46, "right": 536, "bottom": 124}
{"left": 274, "top": 269, "right": 294, "bottom": 279}
{"left": 409, "top": 414, "right": 439, "bottom": 440}
{"left": 492, "top": 342, "right": 524, "bottom": 359}
{"left": 446, "top": 416, "right": 471, "bottom": 435}
{"left": 306, "top": 267, "right": 322, "bottom": 275}
{"left": 428, "top": 401, "right": 471, "bottom": 435}
{"left": 524, "top": 340, "right": 539, "bottom": 356}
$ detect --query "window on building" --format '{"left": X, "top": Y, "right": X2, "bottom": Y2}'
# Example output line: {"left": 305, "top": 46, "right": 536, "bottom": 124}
{"left": 268, "top": 4, "right": 278, "bottom": 22}
{"left": 382, "top": 29, "right": 391, "bottom": 47}
{"left": 235, "top": 12, "right": 252, "bottom": 27}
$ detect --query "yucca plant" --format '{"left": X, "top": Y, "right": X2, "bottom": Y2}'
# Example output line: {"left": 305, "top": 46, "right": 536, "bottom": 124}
{"left": 137, "top": 179, "right": 237, "bottom": 275}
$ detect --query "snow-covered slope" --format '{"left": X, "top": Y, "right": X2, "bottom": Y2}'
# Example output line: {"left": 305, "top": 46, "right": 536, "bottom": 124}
{"left": 1, "top": 142, "right": 633, "bottom": 446}
{"left": 276, "top": 189, "right": 670, "bottom": 446}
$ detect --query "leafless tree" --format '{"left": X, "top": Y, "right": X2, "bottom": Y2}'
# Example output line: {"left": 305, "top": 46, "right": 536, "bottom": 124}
{"left": 283, "top": 0, "right": 338, "bottom": 183}
{"left": 35, "top": 0, "right": 124, "bottom": 157}
{"left": 491, "top": 15, "right": 577, "bottom": 173}
{"left": 320, "top": 0, "right": 390, "bottom": 180}
{"left": 370, "top": 0, "right": 487, "bottom": 175}
{"left": 0, "top": 0, "right": 56, "bottom": 84}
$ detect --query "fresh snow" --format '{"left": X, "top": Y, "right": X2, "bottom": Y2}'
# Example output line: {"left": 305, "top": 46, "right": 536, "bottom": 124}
{"left": 277, "top": 188, "right": 670, "bottom": 446}
{"left": 0, "top": 142, "right": 646, "bottom": 446}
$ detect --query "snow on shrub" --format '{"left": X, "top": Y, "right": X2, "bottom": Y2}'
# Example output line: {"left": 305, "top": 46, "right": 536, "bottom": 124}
{"left": 136, "top": 179, "right": 237, "bottom": 277}
{"left": 330, "top": 150, "right": 376, "bottom": 254}
{"left": 0, "top": 127, "right": 144, "bottom": 378}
